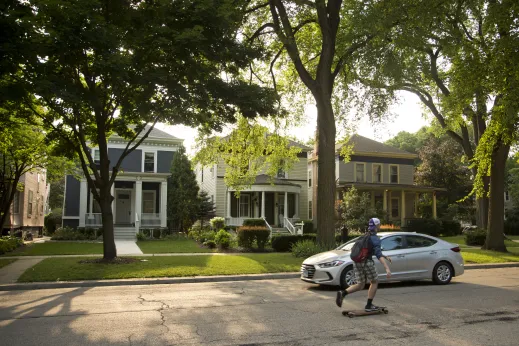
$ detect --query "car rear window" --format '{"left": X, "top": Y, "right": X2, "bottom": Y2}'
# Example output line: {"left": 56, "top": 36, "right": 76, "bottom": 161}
{"left": 406, "top": 235, "right": 437, "bottom": 248}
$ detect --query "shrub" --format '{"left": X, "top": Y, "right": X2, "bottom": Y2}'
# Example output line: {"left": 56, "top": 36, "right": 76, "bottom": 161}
{"left": 403, "top": 218, "right": 442, "bottom": 237}
{"left": 301, "top": 220, "right": 314, "bottom": 234}
{"left": 210, "top": 217, "right": 225, "bottom": 230}
{"left": 440, "top": 220, "right": 461, "bottom": 236}
{"left": 237, "top": 226, "right": 270, "bottom": 250}
{"left": 271, "top": 234, "right": 317, "bottom": 252}
{"left": 291, "top": 239, "right": 325, "bottom": 258}
{"left": 504, "top": 211, "right": 519, "bottom": 235}
{"left": 136, "top": 232, "right": 146, "bottom": 241}
{"left": 380, "top": 224, "right": 401, "bottom": 231}
{"left": 242, "top": 219, "right": 266, "bottom": 227}
{"left": 199, "top": 231, "right": 216, "bottom": 243}
{"left": 44, "top": 208, "right": 62, "bottom": 235}
{"left": 465, "top": 228, "right": 487, "bottom": 246}
{"left": 51, "top": 227, "right": 90, "bottom": 241}
{"left": 0, "top": 236, "right": 24, "bottom": 254}
{"left": 214, "top": 229, "right": 231, "bottom": 249}
{"left": 204, "top": 240, "right": 217, "bottom": 249}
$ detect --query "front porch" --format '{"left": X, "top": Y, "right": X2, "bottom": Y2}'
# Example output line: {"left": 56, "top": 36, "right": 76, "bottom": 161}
{"left": 79, "top": 174, "right": 169, "bottom": 234}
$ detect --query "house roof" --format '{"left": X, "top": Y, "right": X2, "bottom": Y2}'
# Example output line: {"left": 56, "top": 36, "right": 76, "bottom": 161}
{"left": 335, "top": 134, "right": 417, "bottom": 158}
{"left": 253, "top": 174, "right": 302, "bottom": 187}
{"left": 110, "top": 124, "right": 182, "bottom": 143}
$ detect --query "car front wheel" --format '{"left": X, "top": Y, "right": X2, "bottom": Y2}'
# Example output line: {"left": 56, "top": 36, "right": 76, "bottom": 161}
{"left": 433, "top": 262, "right": 453, "bottom": 285}
{"left": 340, "top": 265, "right": 357, "bottom": 289}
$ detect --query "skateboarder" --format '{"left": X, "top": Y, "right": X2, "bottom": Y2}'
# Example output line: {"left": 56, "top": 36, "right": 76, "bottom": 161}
{"left": 335, "top": 217, "right": 392, "bottom": 312}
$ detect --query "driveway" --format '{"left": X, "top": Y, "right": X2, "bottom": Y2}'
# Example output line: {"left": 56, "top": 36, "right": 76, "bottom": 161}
{"left": 0, "top": 268, "right": 518, "bottom": 345}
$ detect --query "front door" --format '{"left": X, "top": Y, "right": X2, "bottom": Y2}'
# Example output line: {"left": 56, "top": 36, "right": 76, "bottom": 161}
{"left": 116, "top": 190, "right": 132, "bottom": 224}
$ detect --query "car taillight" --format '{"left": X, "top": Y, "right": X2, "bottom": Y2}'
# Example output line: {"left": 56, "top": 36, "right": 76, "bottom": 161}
{"left": 450, "top": 247, "right": 461, "bottom": 252}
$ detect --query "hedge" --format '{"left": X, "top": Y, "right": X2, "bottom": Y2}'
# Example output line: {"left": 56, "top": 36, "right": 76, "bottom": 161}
{"left": 403, "top": 218, "right": 442, "bottom": 237}
{"left": 440, "top": 220, "right": 462, "bottom": 236}
{"left": 504, "top": 218, "right": 519, "bottom": 235}
{"left": 242, "top": 219, "right": 266, "bottom": 227}
{"left": 237, "top": 226, "right": 270, "bottom": 250}
{"left": 271, "top": 234, "right": 317, "bottom": 252}
{"left": 44, "top": 208, "right": 62, "bottom": 235}
{"left": 465, "top": 229, "right": 486, "bottom": 246}
{"left": 0, "top": 236, "right": 24, "bottom": 255}
{"left": 301, "top": 220, "right": 314, "bottom": 234}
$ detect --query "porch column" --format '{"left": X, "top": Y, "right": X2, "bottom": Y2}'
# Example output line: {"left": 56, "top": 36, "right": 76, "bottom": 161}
{"left": 227, "top": 191, "right": 232, "bottom": 218}
{"left": 401, "top": 190, "right": 406, "bottom": 226}
{"left": 79, "top": 179, "right": 87, "bottom": 227}
{"left": 284, "top": 191, "right": 288, "bottom": 223}
{"left": 261, "top": 191, "right": 265, "bottom": 218}
{"left": 432, "top": 191, "right": 437, "bottom": 219}
{"left": 160, "top": 181, "right": 167, "bottom": 227}
{"left": 383, "top": 190, "right": 387, "bottom": 212}
{"left": 295, "top": 193, "right": 299, "bottom": 218}
{"left": 135, "top": 180, "right": 142, "bottom": 232}
{"left": 415, "top": 192, "right": 419, "bottom": 217}
{"left": 274, "top": 192, "right": 278, "bottom": 226}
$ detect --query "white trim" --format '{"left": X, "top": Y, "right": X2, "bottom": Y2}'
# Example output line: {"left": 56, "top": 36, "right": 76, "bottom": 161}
{"left": 389, "top": 164, "right": 400, "bottom": 184}
{"left": 354, "top": 162, "right": 366, "bottom": 182}
{"left": 142, "top": 150, "right": 158, "bottom": 173}
{"left": 104, "top": 141, "right": 181, "bottom": 151}
{"left": 62, "top": 216, "right": 80, "bottom": 220}
{"left": 372, "top": 163, "right": 383, "bottom": 183}
{"left": 142, "top": 190, "right": 157, "bottom": 214}
{"left": 228, "top": 184, "right": 301, "bottom": 194}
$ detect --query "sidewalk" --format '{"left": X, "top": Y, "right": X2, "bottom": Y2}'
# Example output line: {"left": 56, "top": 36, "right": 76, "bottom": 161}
{"left": 0, "top": 258, "right": 43, "bottom": 284}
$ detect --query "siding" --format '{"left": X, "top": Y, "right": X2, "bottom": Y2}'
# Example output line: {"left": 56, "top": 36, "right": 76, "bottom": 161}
{"left": 338, "top": 160, "right": 354, "bottom": 182}
{"left": 215, "top": 177, "right": 226, "bottom": 217}
{"left": 64, "top": 175, "right": 80, "bottom": 216}
{"left": 108, "top": 148, "right": 142, "bottom": 172}
{"left": 400, "top": 165, "right": 414, "bottom": 185}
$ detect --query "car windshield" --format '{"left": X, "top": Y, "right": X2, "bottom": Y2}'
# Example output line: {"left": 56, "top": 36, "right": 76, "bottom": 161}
{"left": 336, "top": 235, "right": 382, "bottom": 251}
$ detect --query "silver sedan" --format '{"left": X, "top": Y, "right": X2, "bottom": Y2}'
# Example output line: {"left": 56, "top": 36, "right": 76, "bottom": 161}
{"left": 300, "top": 232, "right": 465, "bottom": 288}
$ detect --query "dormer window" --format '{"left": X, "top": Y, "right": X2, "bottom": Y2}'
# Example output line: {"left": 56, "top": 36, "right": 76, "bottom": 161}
{"left": 144, "top": 152, "right": 156, "bottom": 173}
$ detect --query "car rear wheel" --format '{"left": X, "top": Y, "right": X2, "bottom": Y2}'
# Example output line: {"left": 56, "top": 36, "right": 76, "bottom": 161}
{"left": 433, "top": 261, "right": 453, "bottom": 285}
{"left": 340, "top": 265, "right": 357, "bottom": 289}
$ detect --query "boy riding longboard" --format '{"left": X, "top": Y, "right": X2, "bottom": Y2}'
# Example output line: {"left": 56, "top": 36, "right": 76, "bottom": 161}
{"left": 335, "top": 218, "right": 392, "bottom": 314}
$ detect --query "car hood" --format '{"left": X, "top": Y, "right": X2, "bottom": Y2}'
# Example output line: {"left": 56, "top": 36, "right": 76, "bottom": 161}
{"left": 303, "top": 250, "right": 351, "bottom": 265}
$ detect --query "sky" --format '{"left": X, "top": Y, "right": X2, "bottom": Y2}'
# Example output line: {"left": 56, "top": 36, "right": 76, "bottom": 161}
{"left": 157, "top": 91, "right": 431, "bottom": 156}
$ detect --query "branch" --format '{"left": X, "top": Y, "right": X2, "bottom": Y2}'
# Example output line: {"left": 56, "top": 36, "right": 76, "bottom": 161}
{"left": 245, "top": 2, "right": 269, "bottom": 13}
{"left": 332, "top": 34, "right": 375, "bottom": 80}
{"left": 460, "top": 22, "right": 474, "bottom": 41}
{"left": 248, "top": 23, "right": 275, "bottom": 42}
{"left": 270, "top": 47, "right": 284, "bottom": 91}
{"left": 427, "top": 49, "right": 450, "bottom": 96}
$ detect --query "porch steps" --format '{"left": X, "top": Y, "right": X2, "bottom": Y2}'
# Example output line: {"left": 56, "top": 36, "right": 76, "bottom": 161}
{"left": 271, "top": 228, "right": 291, "bottom": 236}
{"left": 114, "top": 227, "right": 137, "bottom": 240}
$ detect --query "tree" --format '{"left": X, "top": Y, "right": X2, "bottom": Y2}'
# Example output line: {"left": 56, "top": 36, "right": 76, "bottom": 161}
{"left": 48, "top": 178, "right": 65, "bottom": 211}
{"left": 15, "top": 0, "right": 277, "bottom": 259}
{"left": 197, "top": 191, "right": 216, "bottom": 229}
{"left": 167, "top": 146, "right": 200, "bottom": 232}
{"left": 354, "top": 0, "right": 519, "bottom": 251}
{"left": 338, "top": 187, "right": 384, "bottom": 234}
{"left": 384, "top": 127, "right": 430, "bottom": 156}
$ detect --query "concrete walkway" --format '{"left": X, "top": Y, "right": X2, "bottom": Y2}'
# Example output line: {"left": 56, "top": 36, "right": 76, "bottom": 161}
{"left": 115, "top": 240, "right": 143, "bottom": 255}
{"left": 0, "top": 258, "right": 43, "bottom": 284}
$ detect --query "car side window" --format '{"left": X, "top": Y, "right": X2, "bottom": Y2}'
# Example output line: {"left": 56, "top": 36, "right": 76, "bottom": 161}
{"left": 406, "top": 235, "right": 437, "bottom": 248}
{"left": 380, "top": 236, "right": 404, "bottom": 251}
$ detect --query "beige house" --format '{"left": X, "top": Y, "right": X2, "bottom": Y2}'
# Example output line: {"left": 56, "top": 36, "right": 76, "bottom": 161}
{"left": 309, "top": 135, "right": 444, "bottom": 226}
{"left": 2, "top": 170, "right": 49, "bottom": 236}
{"left": 196, "top": 140, "right": 312, "bottom": 231}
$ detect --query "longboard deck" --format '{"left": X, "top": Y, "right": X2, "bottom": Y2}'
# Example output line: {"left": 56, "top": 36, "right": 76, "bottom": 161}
{"left": 342, "top": 307, "right": 388, "bottom": 318}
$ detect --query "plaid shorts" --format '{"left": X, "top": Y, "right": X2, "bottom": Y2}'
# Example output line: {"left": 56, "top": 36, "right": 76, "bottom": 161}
{"left": 353, "top": 259, "right": 378, "bottom": 283}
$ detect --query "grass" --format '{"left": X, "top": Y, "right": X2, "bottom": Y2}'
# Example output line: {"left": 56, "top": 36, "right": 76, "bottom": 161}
{"left": 18, "top": 253, "right": 303, "bottom": 282}
{"left": 137, "top": 238, "right": 214, "bottom": 253}
{"left": 3, "top": 242, "right": 103, "bottom": 256}
{"left": 461, "top": 247, "right": 519, "bottom": 264}
{"left": 0, "top": 259, "right": 16, "bottom": 269}
{"left": 440, "top": 235, "right": 519, "bottom": 248}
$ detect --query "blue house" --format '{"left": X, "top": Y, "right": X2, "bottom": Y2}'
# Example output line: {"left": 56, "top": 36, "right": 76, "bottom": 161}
{"left": 62, "top": 126, "right": 183, "bottom": 239}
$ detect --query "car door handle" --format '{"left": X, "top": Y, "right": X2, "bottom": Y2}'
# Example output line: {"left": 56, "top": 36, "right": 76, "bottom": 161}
{"left": 430, "top": 251, "right": 437, "bottom": 255}
{"left": 396, "top": 255, "right": 405, "bottom": 258}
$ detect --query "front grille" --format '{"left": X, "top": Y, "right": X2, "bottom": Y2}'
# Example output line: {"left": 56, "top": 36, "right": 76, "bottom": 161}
{"left": 301, "top": 264, "right": 316, "bottom": 279}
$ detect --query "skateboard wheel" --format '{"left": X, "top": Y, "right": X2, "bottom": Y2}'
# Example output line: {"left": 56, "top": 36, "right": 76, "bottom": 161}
{"left": 342, "top": 311, "right": 347, "bottom": 316}
{"left": 383, "top": 309, "right": 388, "bottom": 314}
{"left": 348, "top": 314, "right": 354, "bottom": 318}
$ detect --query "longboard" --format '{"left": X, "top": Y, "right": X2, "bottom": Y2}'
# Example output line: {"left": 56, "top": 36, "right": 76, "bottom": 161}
{"left": 342, "top": 307, "right": 388, "bottom": 318}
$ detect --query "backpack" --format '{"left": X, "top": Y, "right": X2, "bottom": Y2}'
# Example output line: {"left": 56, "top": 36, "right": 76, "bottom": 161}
{"left": 350, "top": 233, "right": 372, "bottom": 263}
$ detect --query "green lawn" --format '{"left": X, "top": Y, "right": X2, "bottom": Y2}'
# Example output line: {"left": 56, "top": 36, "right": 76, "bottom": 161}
{"left": 0, "top": 259, "right": 16, "bottom": 269}
{"left": 461, "top": 247, "right": 519, "bottom": 264}
{"left": 441, "top": 236, "right": 519, "bottom": 248}
{"left": 4, "top": 242, "right": 103, "bottom": 256}
{"left": 18, "top": 254, "right": 303, "bottom": 282}
{"left": 137, "top": 238, "right": 214, "bottom": 254}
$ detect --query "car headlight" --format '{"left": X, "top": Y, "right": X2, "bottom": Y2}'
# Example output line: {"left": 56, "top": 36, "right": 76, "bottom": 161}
{"left": 317, "top": 260, "right": 345, "bottom": 268}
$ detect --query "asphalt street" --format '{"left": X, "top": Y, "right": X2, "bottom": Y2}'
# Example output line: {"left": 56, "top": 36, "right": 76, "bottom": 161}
{"left": 0, "top": 268, "right": 518, "bottom": 345}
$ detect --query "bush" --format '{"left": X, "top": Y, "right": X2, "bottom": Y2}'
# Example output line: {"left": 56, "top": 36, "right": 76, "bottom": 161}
{"left": 51, "top": 227, "right": 90, "bottom": 241}
{"left": 301, "top": 220, "right": 314, "bottom": 234}
{"left": 204, "top": 240, "right": 217, "bottom": 249}
{"left": 440, "top": 220, "right": 461, "bottom": 236}
{"left": 291, "top": 239, "right": 325, "bottom": 258}
{"left": 242, "top": 219, "right": 266, "bottom": 227}
{"left": 214, "top": 229, "right": 231, "bottom": 249}
{"left": 0, "top": 236, "right": 24, "bottom": 254}
{"left": 44, "top": 208, "right": 62, "bottom": 235}
{"left": 465, "top": 228, "right": 487, "bottom": 246}
{"left": 504, "top": 210, "right": 519, "bottom": 235}
{"left": 271, "top": 234, "right": 317, "bottom": 252}
{"left": 403, "top": 218, "right": 442, "bottom": 237}
{"left": 237, "top": 226, "right": 270, "bottom": 250}
{"left": 199, "top": 231, "right": 216, "bottom": 243}
{"left": 136, "top": 232, "right": 146, "bottom": 241}
{"left": 210, "top": 217, "right": 225, "bottom": 230}
{"left": 380, "top": 224, "right": 401, "bottom": 231}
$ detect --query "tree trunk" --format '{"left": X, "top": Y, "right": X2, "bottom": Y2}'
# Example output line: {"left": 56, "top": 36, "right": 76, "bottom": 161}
{"left": 315, "top": 96, "right": 336, "bottom": 249}
{"left": 475, "top": 175, "right": 489, "bottom": 229}
{"left": 0, "top": 177, "right": 22, "bottom": 234}
{"left": 484, "top": 141, "right": 509, "bottom": 252}
{"left": 99, "top": 187, "right": 117, "bottom": 259}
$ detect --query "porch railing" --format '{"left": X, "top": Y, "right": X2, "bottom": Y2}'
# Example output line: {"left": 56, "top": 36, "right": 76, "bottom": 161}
{"left": 284, "top": 217, "right": 296, "bottom": 235}
{"left": 141, "top": 213, "right": 161, "bottom": 227}
{"left": 85, "top": 213, "right": 102, "bottom": 227}
{"left": 261, "top": 217, "right": 273, "bottom": 238}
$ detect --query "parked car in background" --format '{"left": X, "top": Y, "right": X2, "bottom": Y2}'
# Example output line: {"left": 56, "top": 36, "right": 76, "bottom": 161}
{"left": 301, "top": 232, "right": 464, "bottom": 288}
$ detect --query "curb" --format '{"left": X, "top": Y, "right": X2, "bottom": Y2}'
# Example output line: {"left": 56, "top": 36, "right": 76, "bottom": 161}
{"left": 1, "top": 262, "right": 518, "bottom": 292}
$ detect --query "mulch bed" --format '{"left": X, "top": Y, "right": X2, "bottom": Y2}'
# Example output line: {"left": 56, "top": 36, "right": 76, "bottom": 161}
{"left": 79, "top": 257, "right": 139, "bottom": 265}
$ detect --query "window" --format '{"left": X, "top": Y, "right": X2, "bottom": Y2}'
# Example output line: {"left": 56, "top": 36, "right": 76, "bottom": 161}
{"left": 308, "top": 170, "right": 312, "bottom": 188}
{"left": 390, "top": 165, "right": 399, "bottom": 183}
{"left": 201, "top": 169, "right": 204, "bottom": 182}
{"left": 308, "top": 200, "right": 312, "bottom": 219}
{"left": 210, "top": 166, "right": 215, "bottom": 178}
{"left": 13, "top": 191, "right": 20, "bottom": 214}
{"left": 391, "top": 198, "right": 399, "bottom": 217}
{"left": 373, "top": 164, "right": 382, "bottom": 183}
{"left": 93, "top": 149, "right": 100, "bottom": 164}
{"left": 355, "top": 163, "right": 365, "bottom": 182}
{"left": 37, "top": 173, "right": 40, "bottom": 183}
{"left": 144, "top": 152, "right": 155, "bottom": 172}
{"left": 277, "top": 160, "right": 287, "bottom": 178}
{"left": 505, "top": 191, "right": 510, "bottom": 202}
{"left": 381, "top": 236, "right": 404, "bottom": 251}
{"left": 142, "top": 191, "right": 156, "bottom": 213}
{"left": 28, "top": 190, "right": 34, "bottom": 216}
{"left": 406, "top": 235, "right": 437, "bottom": 248}
{"left": 239, "top": 195, "right": 250, "bottom": 217}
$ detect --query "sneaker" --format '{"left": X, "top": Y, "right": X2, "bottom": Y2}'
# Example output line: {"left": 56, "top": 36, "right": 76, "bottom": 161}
{"left": 335, "top": 290, "right": 346, "bottom": 308}
{"left": 364, "top": 304, "right": 380, "bottom": 312}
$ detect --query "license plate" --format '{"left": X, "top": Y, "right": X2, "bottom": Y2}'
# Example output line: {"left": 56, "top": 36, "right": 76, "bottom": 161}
{"left": 303, "top": 269, "right": 309, "bottom": 277}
